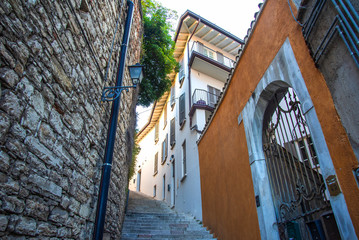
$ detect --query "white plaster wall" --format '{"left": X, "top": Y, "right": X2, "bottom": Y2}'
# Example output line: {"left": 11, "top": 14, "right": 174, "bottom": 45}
{"left": 191, "top": 69, "right": 225, "bottom": 92}
{"left": 131, "top": 36, "right": 233, "bottom": 221}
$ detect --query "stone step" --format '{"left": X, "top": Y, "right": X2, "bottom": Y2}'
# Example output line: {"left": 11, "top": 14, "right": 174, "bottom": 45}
{"left": 121, "top": 233, "right": 214, "bottom": 239}
{"left": 121, "top": 191, "right": 216, "bottom": 239}
{"left": 122, "top": 224, "right": 205, "bottom": 230}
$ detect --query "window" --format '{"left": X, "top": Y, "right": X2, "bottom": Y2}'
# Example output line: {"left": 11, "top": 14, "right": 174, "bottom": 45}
{"left": 208, "top": 85, "right": 221, "bottom": 107}
{"left": 296, "top": 137, "right": 319, "bottom": 167}
{"left": 163, "top": 103, "right": 167, "bottom": 129}
{"left": 179, "top": 59, "right": 185, "bottom": 85}
{"left": 154, "top": 152, "right": 158, "bottom": 175}
{"left": 170, "top": 118, "right": 175, "bottom": 148}
{"left": 154, "top": 122, "right": 159, "bottom": 143}
{"left": 217, "top": 51, "right": 224, "bottom": 64}
{"left": 179, "top": 93, "right": 186, "bottom": 128}
{"left": 203, "top": 47, "right": 215, "bottom": 59}
{"left": 153, "top": 185, "right": 156, "bottom": 197}
{"left": 170, "top": 86, "right": 175, "bottom": 109}
{"left": 181, "top": 140, "right": 186, "bottom": 179}
{"left": 161, "top": 134, "right": 168, "bottom": 164}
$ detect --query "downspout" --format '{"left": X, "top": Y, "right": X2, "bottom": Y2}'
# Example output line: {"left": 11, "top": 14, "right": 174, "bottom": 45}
{"left": 93, "top": 1, "right": 134, "bottom": 239}
{"left": 187, "top": 19, "right": 200, "bottom": 128}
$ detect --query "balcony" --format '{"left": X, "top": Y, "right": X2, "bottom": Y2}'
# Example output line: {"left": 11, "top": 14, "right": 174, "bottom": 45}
{"left": 189, "top": 89, "right": 220, "bottom": 117}
{"left": 189, "top": 41, "right": 235, "bottom": 82}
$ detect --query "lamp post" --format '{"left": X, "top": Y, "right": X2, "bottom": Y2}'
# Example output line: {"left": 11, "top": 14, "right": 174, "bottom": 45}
{"left": 93, "top": 1, "right": 143, "bottom": 239}
{"left": 101, "top": 63, "right": 144, "bottom": 101}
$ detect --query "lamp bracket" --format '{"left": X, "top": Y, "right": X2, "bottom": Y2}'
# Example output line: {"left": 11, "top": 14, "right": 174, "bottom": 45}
{"left": 101, "top": 85, "right": 136, "bottom": 102}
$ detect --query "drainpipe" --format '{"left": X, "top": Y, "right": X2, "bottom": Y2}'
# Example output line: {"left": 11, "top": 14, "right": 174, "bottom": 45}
{"left": 187, "top": 20, "right": 200, "bottom": 128}
{"left": 93, "top": 1, "right": 134, "bottom": 239}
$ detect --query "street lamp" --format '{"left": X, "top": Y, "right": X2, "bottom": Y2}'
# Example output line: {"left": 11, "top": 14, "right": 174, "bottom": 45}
{"left": 128, "top": 63, "right": 144, "bottom": 85}
{"left": 101, "top": 63, "right": 144, "bottom": 102}
{"left": 93, "top": 1, "right": 141, "bottom": 239}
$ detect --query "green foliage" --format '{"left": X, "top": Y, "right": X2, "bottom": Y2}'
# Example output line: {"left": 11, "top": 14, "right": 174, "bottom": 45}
{"left": 138, "top": 0, "right": 179, "bottom": 107}
{"left": 129, "top": 130, "right": 141, "bottom": 180}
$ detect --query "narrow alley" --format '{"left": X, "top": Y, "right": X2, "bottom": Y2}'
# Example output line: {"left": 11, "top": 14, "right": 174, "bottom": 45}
{"left": 121, "top": 191, "right": 215, "bottom": 239}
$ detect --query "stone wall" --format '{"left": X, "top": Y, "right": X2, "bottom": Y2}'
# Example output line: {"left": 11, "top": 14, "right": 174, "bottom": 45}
{"left": 0, "top": 0, "right": 142, "bottom": 238}
{"left": 298, "top": 0, "right": 359, "bottom": 162}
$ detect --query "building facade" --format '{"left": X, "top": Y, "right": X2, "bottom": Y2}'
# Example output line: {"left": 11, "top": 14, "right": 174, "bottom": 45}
{"left": 130, "top": 10, "right": 243, "bottom": 220}
{"left": 0, "top": 0, "right": 142, "bottom": 238}
{"left": 198, "top": 0, "right": 359, "bottom": 239}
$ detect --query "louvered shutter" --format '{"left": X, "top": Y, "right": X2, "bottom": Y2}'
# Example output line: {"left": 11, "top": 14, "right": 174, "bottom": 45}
{"left": 179, "top": 93, "right": 185, "bottom": 125}
{"left": 170, "top": 118, "right": 175, "bottom": 146}
{"left": 170, "top": 86, "right": 175, "bottom": 107}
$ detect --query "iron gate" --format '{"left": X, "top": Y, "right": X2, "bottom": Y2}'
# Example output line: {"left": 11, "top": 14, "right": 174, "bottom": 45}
{"left": 262, "top": 88, "right": 340, "bottom": 239}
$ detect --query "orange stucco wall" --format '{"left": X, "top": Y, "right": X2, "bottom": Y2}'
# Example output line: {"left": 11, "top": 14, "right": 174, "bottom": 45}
{"left": 198, "top": 0, "right": 359, "bottom": 239}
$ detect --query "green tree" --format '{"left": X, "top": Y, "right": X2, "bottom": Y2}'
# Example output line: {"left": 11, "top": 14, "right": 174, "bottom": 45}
{"left": 138, "top": 0, "right": 179, "bottom": 106}
{"left": 128, "top": 130, "right": 141, "bottom": 181}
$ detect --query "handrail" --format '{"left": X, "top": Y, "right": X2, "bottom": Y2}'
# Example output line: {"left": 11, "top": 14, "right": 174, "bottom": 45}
{"left": 190, "top": 41, "right": 234, "bottom": 68}
{"left": 192, "top": 88, "right": 220, "bottom": 108}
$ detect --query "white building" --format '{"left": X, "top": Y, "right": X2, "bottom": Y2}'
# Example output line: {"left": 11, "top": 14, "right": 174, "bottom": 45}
{"left": 129, "top": 10, "right": 243, "bottom": 220}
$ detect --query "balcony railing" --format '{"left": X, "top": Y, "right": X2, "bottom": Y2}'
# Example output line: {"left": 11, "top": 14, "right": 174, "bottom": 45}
{"left": 192, "top": 89, "right": 220, "bottom": 109}
{"left": 190, "top": 41, "right": 234, "bottom": 68}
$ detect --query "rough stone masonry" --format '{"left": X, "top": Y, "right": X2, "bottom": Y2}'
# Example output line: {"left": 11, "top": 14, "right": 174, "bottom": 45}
{"left": 0, "top": 0, "right": 143, "bottom": 238}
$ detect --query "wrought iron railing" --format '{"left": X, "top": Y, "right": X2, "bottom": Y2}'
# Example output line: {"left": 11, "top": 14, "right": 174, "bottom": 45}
{"left": 303, "top": 0, "right": 359, "bottom": 68}
{"left": 192, "top": 89, "right": 220, "bottom": 108}
{"left": 190, "top": 41, "right": 235, "bottom": 68}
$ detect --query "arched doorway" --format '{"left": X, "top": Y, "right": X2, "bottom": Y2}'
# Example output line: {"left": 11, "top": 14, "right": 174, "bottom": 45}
{"left": 262, "top": 87, "right": 340, "bottom": 239}
{"left": 242, "top": 39, "right": 356, "bottom": 239}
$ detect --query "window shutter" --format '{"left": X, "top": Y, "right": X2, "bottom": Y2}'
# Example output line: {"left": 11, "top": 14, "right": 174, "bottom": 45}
{"left": 154, "top": 152, "right": 158, "bottom": 174}
{"left": 170, "top": 118, "right": 175, "bottom": 146}
{"left": 182, "top": 141, "right": 186, "bottom": 176}
{"left": 164, "top": 103, "right": 167, "bottom": 128}
{"left": 154, "top": 123, "right": 159, "bottom": 142}
{"left": 208, "top": 86, "right": 215, "bottom": 107}
{"left": 165, "top": 134, "right": 168, "bottom": 158}
{"left": 161, "top": 140, "right": 165, "bottom": 162}
{"left": 208, "top": 86, "right": 220, "bottom": 107}
{"left": 170, "top": 86, "right": 175, "bottom": 107}
{"left": 179, "top": 59, "right": 184, "bottom": 82}
{"left": 179, "top": 93, "right": 185, "bottom": 125}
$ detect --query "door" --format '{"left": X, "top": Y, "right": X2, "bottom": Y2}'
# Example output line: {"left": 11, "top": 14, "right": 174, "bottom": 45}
{"left": 262, "top": 88, "right": 341, "bottom": 240}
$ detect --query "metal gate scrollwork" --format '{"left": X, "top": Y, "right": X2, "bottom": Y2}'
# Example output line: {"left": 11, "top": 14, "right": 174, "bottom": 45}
{"left": 262, "top": 87, "right": 340, "bottom": 240}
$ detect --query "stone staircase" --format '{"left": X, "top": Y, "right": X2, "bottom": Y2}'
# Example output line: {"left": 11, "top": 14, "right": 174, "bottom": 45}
{"left": 121, "top": 191, "right": 216, "bottom": 239}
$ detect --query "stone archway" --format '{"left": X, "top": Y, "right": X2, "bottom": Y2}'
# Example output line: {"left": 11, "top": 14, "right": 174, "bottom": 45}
{"left": 241, "top": 39, "right": 356, "bottom": 240}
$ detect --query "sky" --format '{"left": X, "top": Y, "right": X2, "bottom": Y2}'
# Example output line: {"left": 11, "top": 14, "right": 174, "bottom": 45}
{"left": 136, "top": 0, "right": 263, "bottom": 130}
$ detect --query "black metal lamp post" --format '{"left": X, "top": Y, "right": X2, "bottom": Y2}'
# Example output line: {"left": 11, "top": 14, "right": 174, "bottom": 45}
{"left": 93, "top": 1, "right": 144, "bottom": 239}
{"left": 101, "top": 63, "right": 144, "bottom": 101}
